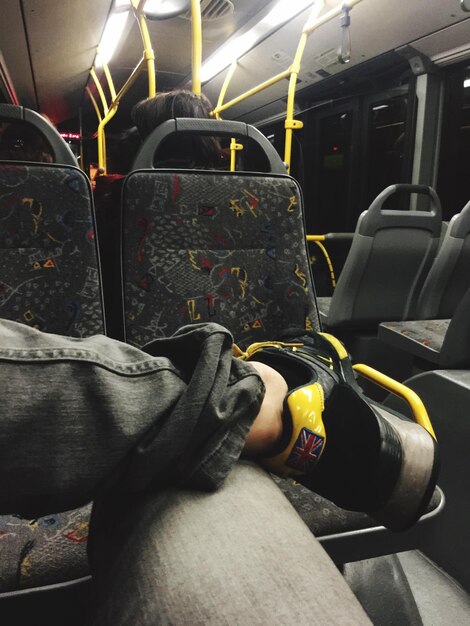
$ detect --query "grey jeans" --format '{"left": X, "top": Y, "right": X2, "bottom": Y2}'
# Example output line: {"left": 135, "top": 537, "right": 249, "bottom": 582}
{"left": 0, "top": 319, "right": 370, "bottom": 625}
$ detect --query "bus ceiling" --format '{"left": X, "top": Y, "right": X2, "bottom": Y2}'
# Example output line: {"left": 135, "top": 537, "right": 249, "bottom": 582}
{"left": 0, "top": 0, "right": 469, "bottom": 125}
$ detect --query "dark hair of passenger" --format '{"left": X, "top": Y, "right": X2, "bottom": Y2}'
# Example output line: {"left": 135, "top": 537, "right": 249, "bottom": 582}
{"left": 0, "top": 122, "right": 54, "bottom": 163}
{"left": 131, "top": 89, "right": 225, "bottom": 169}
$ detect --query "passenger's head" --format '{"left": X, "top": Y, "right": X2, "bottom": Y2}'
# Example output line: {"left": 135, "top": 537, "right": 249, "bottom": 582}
{"left": 132, "top": 89, "right": 214, "bottom": 139}
{"left": 131, "top": 89, "right": 223, "bottom": 168}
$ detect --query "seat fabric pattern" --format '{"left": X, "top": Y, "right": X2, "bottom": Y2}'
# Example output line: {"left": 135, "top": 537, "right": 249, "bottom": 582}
{"left": 0, "top": 163, "right": 104, "bottom": 593}
{"left": 0, "top": 164, "right": 103, "bottom": 336}
{"left": 380, "top": 319, "right": 449, "bottom": 355}
{"left": 123, "top": 171, "right": 320, "bottom": 348}
{"left": 0, "top": 505, "right": 91, "bottom": 592}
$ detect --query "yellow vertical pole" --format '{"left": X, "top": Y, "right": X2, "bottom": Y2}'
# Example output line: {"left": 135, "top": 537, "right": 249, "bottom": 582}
{"left": 284, "top": 32, "right": 307, "bottom": 174}
{"left": 230, "top": 138, "right": 243, "bottom": 171}
{"left": 132, "top": 0, "right": 156, "bottom": 97}
{"left": 102, "top": 61, "right": 117, "bottom": 101}
{"left": 86, "top": 87, "right": 103, "bottom": 124}
{"left": 90, "top": 68, "right": 109, "bottom": 115}
{"left": 215, "top": 61, "right": 243, "bottom": 170}
{"left": 139, "top": 13, "right": 156, "bottom": 97}
{"left": 89, "top": 69, "right": 110, "bottom": 172}
{"left": 191, "top": 0, "right": 202, "bottom": 95}
{"left": 215, "top": 60, "right": 238, "bottom": 119}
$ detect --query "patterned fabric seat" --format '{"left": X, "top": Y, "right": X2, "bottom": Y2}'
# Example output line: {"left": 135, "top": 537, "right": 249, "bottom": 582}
{"left": 0, "top": 162, "right": 104, "bottom": 594}
{"left": 122, "top": 170, "right": 319, "bottom": 347}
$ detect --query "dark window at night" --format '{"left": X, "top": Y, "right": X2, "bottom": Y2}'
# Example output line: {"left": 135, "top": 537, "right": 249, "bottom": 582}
{"left": 364, "top": 95, "right": 409, "bottom": 209}
{"left": 314, "top": 110, "right": 353, "bottom": 233}
{"left": 438, "top": 64, "right": 470, "bottom": 220}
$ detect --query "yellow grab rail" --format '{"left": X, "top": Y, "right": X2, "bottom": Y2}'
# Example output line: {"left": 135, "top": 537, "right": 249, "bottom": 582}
{"left": 88, "top": 0, "right": 206, "bottom": 172}
{"left": 212, "top": 68, "right": 291, "bottom": 117}
{"left": 306, "top": 235, "right": 336, "bottom": 288}
{"left": 216, "top": 61, "right": 243, "bottom": 171}
{"left": 191, "top": 0, "right": 202, "bottom": 94}
{"left": 215, "top": 60, "right": 238, "bottom": 119}
{"left": 136, "top": 10, "right": 156, "bottom": 97}
{"left": 96, "top": 56, "right": 147, "bottom": 172}
{"left": 90, "top": 67, "right": 109, "bottom": 115}
{"left": 353, "top": 363, "right": 437, "bottom": 440}
{"left": 88, "top": 0, "right": 156, "bottom": 173}
{"left": 230, "top": 138, "right": 243, "bottom": 172}
{"left": 86, "top": 87, "right": 102, "bottom": 123}
{"left": 102, "top": 62, "right": 117, "bottom": 102}
{"left": 212, "top": 0, "right": 364, "bottom": 172}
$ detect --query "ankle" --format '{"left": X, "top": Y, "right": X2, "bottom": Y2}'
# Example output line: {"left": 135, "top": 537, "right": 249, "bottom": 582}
{"left": 243, "top": 361, "right": 287, "bottom": 457}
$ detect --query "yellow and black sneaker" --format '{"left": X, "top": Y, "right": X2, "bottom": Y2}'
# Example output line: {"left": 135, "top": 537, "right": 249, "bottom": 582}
{"left": 235, "top": 329, "right": 439, "bottom": 532}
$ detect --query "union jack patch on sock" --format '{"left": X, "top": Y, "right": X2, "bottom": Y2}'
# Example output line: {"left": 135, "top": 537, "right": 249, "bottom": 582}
{"left": 286, "top": 428, "right": 325, "bottom": 472}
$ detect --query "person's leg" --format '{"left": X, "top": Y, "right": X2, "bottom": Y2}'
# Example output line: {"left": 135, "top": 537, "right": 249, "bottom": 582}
{"left": 0, "top": 318, "right": 368, "bottom": 624}
{"left": 89, "top": 461, "right": 371, "bottom": 626}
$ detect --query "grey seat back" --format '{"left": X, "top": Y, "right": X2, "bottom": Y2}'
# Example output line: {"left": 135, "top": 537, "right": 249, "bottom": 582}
{"left": 0, "top": 105, "right": 104, "bottom": 598}
{"left": 326, "top": 184, "right": 442, "bottom": 330}
{"left": 416, "top": 200, "right": 470, "bottom": 319}
{"left": 122, "top": 119, "right": 320, "bottom": 348}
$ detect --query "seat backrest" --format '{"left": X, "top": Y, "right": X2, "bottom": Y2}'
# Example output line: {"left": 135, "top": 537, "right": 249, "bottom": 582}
{"left": 0, "top": 104, "right": 104, "bottom": 597}
{"left": 121, "top": 118, "right": 320, "bottom": 348}
{"left": 326, "top": 184, "right": 442, "bottom": 330}
{"left": 0, "top": 104, "right": 105, "bottom": 336}
{"left": 416, "top": 200, "right": 470, "bottom": 320}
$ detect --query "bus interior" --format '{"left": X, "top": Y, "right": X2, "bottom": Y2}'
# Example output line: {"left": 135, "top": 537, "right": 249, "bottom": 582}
{"left": 1, "top": 0, "right": 470, "bottom": 623}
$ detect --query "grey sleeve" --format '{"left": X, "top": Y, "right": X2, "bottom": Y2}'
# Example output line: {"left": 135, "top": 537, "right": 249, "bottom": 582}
{"left": 0, "top": 320, "right": 264, "bottom": 515}
{"left": 128, "top": 323, "right": 266, "bottom": 492}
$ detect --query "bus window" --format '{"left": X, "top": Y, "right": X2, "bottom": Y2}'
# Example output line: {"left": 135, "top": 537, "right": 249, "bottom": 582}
{"left": 313, "top": 106, "right": 355, "bottom": 234}
{"left": 363, "top": 92, "right": 412, "bottom": 210}
{"left": 437, "top": 62, "right": 470, "bottom": 220}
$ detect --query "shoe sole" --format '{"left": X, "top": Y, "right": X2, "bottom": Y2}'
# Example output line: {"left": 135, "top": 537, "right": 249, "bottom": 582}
{"left": 372, "top": 404, "right": 439, "bottom": 531}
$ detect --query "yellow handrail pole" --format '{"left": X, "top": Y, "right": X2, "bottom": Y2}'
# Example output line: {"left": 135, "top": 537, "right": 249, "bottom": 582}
{"left": 100, "top": 61, "right": 116, "bottom": 171}
{"left": 90, "top": 68, "right": 109, "bottom": 115}
{"left": 86, "top": 86, "right": 106, "bottom": 170}
{"left": 212, "top": 68, "right": 291, "bottom": 117}
{"left": 306, "top": 235, "right": 336, "bottom": 287}
{"left": 131, "top": 0, "right": 156, "bottom": 97}
{"left": 214, "top": 60, "right": 238, "bottom": 119}
{"left": 191, "top": 0, "right": 202, "bottom": 95}
{"left": 284, "top": 0, "right": 365, "bottom": 172}
{"left": 97, "top": 56, "right": 147, "bottom": 172}
{"left": 102, "top": 61, "right": 117, "bottom": 102}
{"left": 230, "top": 138, "right": 243, "bottom": 172}
{"left": 90, "top": 68, "right": 110, "bottom": 170}
{"left": 86, "top": 87, "right": 102, "bottom": 123}
{"left": 284, "top": 31, "right": 307, "bottom": 173}
{"left": 353, "top": 363, "right": 437, "bottom": 440}
{"left": 139, "top": 14, "right": 156, "bottom": 96}
{"left": 215, "top": 61, "right": 242, "bottom": 169}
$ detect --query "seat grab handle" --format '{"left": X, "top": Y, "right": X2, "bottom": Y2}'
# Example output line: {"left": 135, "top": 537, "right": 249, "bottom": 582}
{"left": 353, "top": 363, "right": 437, "bottom": 440}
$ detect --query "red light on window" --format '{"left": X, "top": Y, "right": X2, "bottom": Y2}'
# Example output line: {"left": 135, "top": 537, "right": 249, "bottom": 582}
{"left": 60, "top": 132, "right": 81, "bottom": 140}
{"left": 332, "top": 145, "right": 339, "bottom": 152}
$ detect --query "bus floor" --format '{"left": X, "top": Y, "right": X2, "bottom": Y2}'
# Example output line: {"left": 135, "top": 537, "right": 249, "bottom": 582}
{"left": 343, "top": 550, "right": 470, "bottom": 625}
